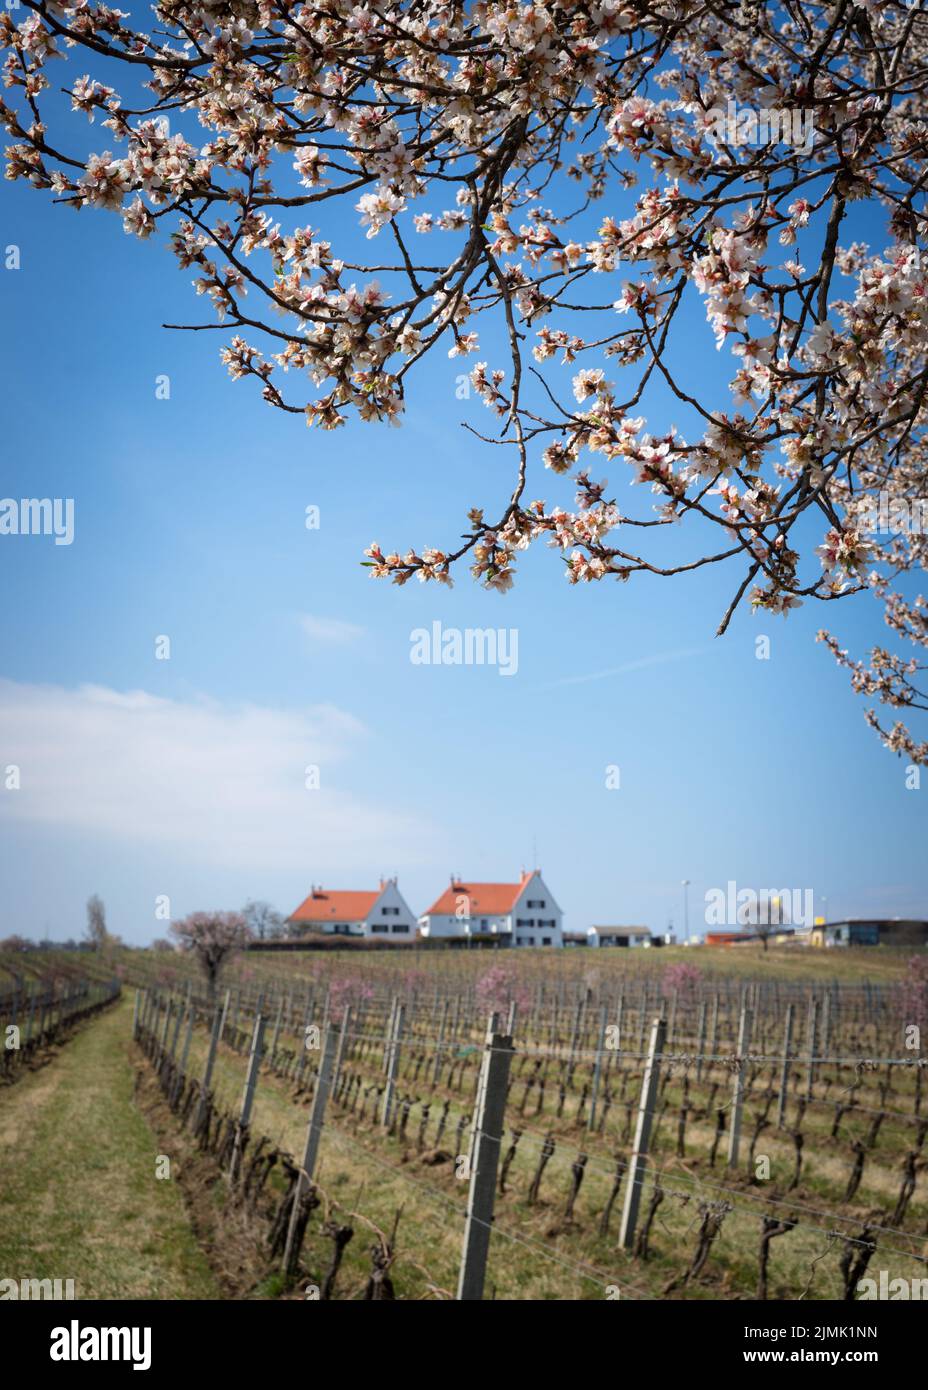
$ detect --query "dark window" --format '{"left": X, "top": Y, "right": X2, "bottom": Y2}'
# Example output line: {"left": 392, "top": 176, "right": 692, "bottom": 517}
{"left": 390, "top": 924, "right": 408, "bottom": 934}
{"left": 542, "top": 937, "right": 551, "bottom": 946}
{"left": 382, "top": 906, "right": 399, "bottom": 916}
{"left": 371, "top": 924, "right": 388, "bottom": 933}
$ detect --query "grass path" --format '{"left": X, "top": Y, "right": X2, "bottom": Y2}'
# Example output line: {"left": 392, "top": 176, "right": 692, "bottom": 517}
{"left": 0, "top": 997, "right": 218, "bottom": 1299}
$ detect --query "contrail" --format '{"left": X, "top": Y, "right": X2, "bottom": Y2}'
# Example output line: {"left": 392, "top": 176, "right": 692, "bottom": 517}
{"left": 538, "top": 644, "right": 710, "bottom": 690}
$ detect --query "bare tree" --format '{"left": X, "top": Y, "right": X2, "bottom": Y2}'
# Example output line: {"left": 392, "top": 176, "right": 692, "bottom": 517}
{"left": 85, "top": 894, "right": 108, "bottom": 950}
{"left": 242, "top": 900, "right": 286, "bottom": 942}
{"left": 170, "top": 911, "right": 252, "bottom": 1006}
{"left": 738, "top": 891, "right": 786, "bottom": 953}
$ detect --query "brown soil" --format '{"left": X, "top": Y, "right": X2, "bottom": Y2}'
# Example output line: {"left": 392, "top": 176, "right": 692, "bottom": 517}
{"left": 130, "top": 1047, "right": 288, "bottom": 1299}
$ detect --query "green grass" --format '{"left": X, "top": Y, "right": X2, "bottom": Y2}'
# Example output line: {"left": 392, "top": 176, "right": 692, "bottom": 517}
{"left": 0, "top": 998, "right": 219, "bottom": 1299}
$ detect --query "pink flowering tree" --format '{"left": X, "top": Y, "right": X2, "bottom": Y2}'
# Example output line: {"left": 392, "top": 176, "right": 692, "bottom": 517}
{"left": 170, "top": 910, "right": 252, "bottom": 1005}
{"left": 896, "top": 954, "right": 928, "bottom": 1035}
{"left": 327, "top": 974, "right": 375, "bottom": 1022}
{"left": 0, "top": 934, "right": 31, "bottom": 952}
{"left": 476, "top": 964, "right": 531, "bottom": 1023}
{"left": 5, "top": 3, "right": 928, "bottom": 757}
{"left": 662, "top": 961, "right": 703, "bottom": 999}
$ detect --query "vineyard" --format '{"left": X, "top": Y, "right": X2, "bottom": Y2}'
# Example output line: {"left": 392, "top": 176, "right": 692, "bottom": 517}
{"left": 3, "top": 945, "right": 926, "bottom": 1302}
{"left": 0, "top": 962, "right": 121, "bottom": 1088}
{"left": 109, "top": 947, "right": 928, "bottom": 1301}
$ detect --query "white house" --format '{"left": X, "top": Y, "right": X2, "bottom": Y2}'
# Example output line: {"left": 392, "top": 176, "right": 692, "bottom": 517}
{"left": 419, "top": 871, "right": 563, "bottom": 947}
{"left": 287, "top": 878, "right": 417, "bottom": 942}
{"left": 588, "top": 925, "right": 651, "bottom": 948}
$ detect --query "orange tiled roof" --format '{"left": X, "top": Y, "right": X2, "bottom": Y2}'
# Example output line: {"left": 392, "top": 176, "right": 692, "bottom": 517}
{"left": 289, "top": 889, "right": 381, "bottom": 923}
{"left": 422, "top": 874, "right": 532, "bottom": 917}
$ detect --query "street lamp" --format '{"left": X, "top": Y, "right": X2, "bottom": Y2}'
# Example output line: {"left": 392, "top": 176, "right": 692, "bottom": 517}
{"left": 681, "top": 879, "right": 690, "bottom": 944}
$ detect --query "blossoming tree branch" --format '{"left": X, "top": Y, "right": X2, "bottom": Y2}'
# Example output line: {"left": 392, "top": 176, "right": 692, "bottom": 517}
{"left": 4, "top": 0, "right": 928, "bottom": 757}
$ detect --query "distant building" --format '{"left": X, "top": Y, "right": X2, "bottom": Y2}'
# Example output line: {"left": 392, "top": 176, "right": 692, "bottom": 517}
{"left": 704, "top": 927, "right": 800, "bottom": 947}
{"left": 418, "top": 870, "right": 563, "bottom": 946}
{"left": 587, "top": 925, "right": 652, "bottom": 948}
{"left": 809, "top": 919, "right": 928, "bottom": 948}
{"left": 704, "top": 930, "right": 759, "bottom": 946}
{"left": 287, "top": 878, "right": 417, "bottom": 942}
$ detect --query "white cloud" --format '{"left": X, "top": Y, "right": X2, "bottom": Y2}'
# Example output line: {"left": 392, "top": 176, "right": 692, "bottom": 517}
{"left": 299, "top": 613, "right": 366, "bottom": 645}
{"left": 0, "top": 679, "right": 429, "bottom": 871}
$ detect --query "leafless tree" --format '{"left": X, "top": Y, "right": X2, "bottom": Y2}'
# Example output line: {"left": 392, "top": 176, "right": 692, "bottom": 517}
{"left": 242, "top": 899, "right": 286, "bottom": 942}
{"left": 85, "top": 894, "right": 108, "bottom": 950}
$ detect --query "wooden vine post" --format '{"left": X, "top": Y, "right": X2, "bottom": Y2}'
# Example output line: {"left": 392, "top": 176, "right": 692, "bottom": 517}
{"left": 619, "top": 1016, "right": 666, "bottom": 1251}
{"left": 457, "top": 1017, "right": 514, "bottom": 1301}
{"left": 727, "top": 1006, "right": 753, "bottom": 1169}
{"left": 777, "top": 1004, "right": 794, "bottom": 1128}
{"left": 381, "top": 1002, "right": 405, "bottom": 1129}
{"left": 194, "top": 1005, "right": 223, "bottom": 1134}
{"left": 588, "top": 1006, "right": 608, "bottom": 1132}
{"left": 229, "top": 1012, "right": 265, "bottom": 1184}
{"left": 283, "top": 1020, "right": 340, "bottom": 1276}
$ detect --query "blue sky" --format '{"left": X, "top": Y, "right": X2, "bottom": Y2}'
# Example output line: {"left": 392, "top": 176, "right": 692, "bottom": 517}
{"left": 1, "top": 96, "right": 926, "bottom": 943}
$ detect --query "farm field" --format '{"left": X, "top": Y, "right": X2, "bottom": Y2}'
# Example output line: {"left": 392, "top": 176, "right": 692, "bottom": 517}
{"left": 4, "top": 944, "right": 926, "bottom": 1304}
{"left": 0, "top": 997, "right": 217, "bottom": 1299}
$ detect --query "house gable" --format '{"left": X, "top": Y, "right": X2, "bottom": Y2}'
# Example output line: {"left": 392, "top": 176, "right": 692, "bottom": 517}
{"left": 287, "top": 879, "right": 417, "bottom": 941}
{"left": 420, "top": 870, "right": 563, "bottom": 945}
